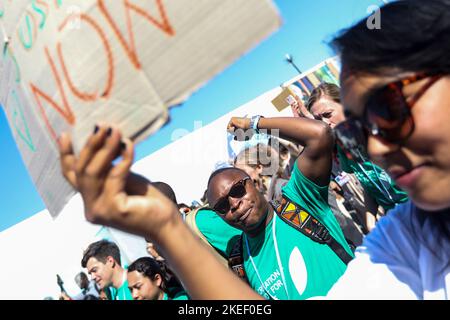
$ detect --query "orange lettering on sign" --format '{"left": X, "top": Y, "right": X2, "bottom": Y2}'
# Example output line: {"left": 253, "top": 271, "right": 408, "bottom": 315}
{"left": 36, "top": 0, "right": 50, "bottom": 11}
{"left": 30, "top": 47, "right": 75, "bottom": 141}
{"left": 98, "top": 0, "right": 175, "bottom": 69}
{"left": 58, "top": 13, "right": 115, "bottom": 101}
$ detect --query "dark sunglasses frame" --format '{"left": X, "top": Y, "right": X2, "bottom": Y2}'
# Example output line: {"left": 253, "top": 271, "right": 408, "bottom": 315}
{"left": 212, "top": 177, "right": 250, "bottom": 215}
{"left": 335, "top": 73, "right": 442, "bottom": 162}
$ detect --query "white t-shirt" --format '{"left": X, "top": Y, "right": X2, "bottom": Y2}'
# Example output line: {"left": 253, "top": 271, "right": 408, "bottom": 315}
{"left": 73, "top": 280, "right": 100, "bottom": 300}
{"left": 326, "top": 201, "right": 450, "bottom": 300}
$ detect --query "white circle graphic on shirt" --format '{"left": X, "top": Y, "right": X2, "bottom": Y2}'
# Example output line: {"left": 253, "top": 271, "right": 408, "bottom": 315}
{"left": 289, "top": 246, "right": 308, "bottom": 296}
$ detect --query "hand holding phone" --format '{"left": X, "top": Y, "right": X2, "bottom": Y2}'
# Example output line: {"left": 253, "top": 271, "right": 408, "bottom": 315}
{"left": 285, "top": 95, "right": 296, "bottom": 105}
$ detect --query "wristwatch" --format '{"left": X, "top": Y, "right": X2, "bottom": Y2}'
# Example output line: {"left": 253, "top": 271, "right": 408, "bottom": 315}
{"left": 250, "top": 115, "right": 263, "bottom": 134}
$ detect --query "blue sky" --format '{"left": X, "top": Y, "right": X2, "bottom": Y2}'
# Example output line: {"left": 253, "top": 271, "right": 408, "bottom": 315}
{"left": 0, "top": 0, "right": 386, "bottom": 231}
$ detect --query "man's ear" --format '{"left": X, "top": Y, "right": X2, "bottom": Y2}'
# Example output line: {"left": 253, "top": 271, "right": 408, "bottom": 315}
{"left": 106, "top": 256, "right": 116, "bottom": 268}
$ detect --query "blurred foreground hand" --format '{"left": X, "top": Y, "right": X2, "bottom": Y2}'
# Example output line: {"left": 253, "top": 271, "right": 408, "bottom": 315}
{"left": 58, "top": 125, "right": 179, "bottom": 241}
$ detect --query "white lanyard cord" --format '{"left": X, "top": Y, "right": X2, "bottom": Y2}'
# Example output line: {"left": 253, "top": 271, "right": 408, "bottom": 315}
{"left": 245, "top": 240, "right": 278, "bottom": 300}
{"left": 244, "top": 214, "right": 289, "bottom": 300}
{"left": 272, "top": 214, "right": 290, "bottom": 299}
{"left": 119, "top": 271, "right": 127, "bottom": 300}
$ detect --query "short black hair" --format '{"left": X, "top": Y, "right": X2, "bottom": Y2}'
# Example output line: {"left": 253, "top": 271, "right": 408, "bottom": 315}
{"left": 152, "top": 181, "right": 178, "bottom": 204}
{"left": 81, "top": 240, "right": 121, "bottom": 268}
{"left": 128, "top": 257, "right": 166, "bottom": 291}
{"left": 74, "top": 272, "right": 88, "bottom": 287}
{"left": 206, "top": 167, "right": 250, "bottom": 206}
{"left": 207, "top": 167, "right": 249, "bottom": 189}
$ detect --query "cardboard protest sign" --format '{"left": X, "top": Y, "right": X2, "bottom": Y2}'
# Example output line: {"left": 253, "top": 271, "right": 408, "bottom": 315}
{"left": 271, "top": 86, "right": 299, "bottom": 112}
{"left": 271, "top": 58, "right": 340, "bottom": 111}
{"left": 0, "top": 0, "right": 281, "bottom": 217}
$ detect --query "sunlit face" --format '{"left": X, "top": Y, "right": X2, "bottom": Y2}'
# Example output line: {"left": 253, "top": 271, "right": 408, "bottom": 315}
{"left": 310, "top": 98, "right": 346, "bottom": 128}
{"left": 86, "top": 257, "right": 114, "bottom": 290}
{"left": 127, "top": 271, "right": 163, "bottom": 300}
{"left": 207, "top": 170, "right": 269, "bottom": 233}
{"left": 341, "top": 72, "right": 450, "bottom": 210}
{"left": 79, "top": 276, "right": 89, "bottom": 290}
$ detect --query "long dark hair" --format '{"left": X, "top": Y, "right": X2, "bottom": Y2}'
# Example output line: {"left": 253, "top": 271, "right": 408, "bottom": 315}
{"left": 128, "top": 257, "right": 167, "bottom": 292}
{"left": 332, "top": 0, "right": 450, "bottom": 77}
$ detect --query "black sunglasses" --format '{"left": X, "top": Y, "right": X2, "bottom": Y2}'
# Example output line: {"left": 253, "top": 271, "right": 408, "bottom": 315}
{"left": 334, "top": 73, "right": 442, "bottom": 163}
{"left": 212, "top": 177, "right": 250, "bottom": 215}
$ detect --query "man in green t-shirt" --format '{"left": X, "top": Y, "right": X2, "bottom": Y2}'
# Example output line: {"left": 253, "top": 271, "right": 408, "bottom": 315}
{"left": 81, "top": 240, "right": 133, "bottom": 300}
{"left": 206, "top": 116, "right": 353, "bottom": 300}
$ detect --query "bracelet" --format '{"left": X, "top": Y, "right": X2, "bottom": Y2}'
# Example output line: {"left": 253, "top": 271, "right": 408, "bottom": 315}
{"left": 250, "top": 115, "right": 262, "bottom": 134}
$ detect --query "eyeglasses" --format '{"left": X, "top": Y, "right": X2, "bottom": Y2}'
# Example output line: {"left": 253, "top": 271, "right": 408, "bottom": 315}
{"left": 334, "top": 73, "right": 442, "bottom": 162}
{"left": 212, "top": 177, "right": 250, "bottom": 215}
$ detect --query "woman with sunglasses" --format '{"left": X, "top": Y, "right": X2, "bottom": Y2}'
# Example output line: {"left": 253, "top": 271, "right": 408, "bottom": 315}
{"left": 306, "top": 83, "right": 409, "bottom": 233}
{"left": 327, "top": 0, "right": 450, "bottom": 299}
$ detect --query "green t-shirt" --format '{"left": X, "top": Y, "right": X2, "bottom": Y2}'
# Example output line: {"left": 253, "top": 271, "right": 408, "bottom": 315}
{"left": 108, "top": 279, "right": 133, "bottom": 300}
{"left": 336, "top": 146, "right": 408, "bottom": 210}
{"left": 162, "top": 291, "right": 190, "bottom": 300}
{"left": 195, "top": 208, "right": 242, "bottom": 258}
{"left": 243, "top": 162, "right": 352, "bottom": 300}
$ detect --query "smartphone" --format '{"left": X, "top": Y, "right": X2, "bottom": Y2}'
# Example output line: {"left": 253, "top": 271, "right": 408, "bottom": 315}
{"left": 285, "top": 95, "right": 296, "bottom": 105}
{"left": 335, "top": 172, "right": 351, "bottom": 187}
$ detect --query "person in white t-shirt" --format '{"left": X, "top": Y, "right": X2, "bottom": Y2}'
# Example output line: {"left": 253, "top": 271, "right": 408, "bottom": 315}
{"left": 73, "top": 272, "right": 100, "bottom": 300}
{"left": 59, "top": 272, "right": 100, "bottom": 300}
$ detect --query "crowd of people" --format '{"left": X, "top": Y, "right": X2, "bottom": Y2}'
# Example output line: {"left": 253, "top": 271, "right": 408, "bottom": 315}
{"left": 54, "top": 0, "right": 449, "bottom": 300}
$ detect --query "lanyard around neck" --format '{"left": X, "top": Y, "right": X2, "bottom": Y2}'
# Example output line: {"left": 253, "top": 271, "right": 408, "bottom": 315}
{"left": 244, "top": 214, "right": 290, "bottom": 300}
{"left": 356, "top": 161, "right": 394, "bottom": 202}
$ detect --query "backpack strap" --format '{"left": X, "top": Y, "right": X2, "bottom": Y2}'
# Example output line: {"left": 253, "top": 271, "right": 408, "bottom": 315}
{"left": 227, "top": 234, "right": 248, "bottom": 283}
{"left": 184, "top": 207, "right": 208, "bottom": 243}
{"left": 270, "top": 196, "right": 354, "bottom": 265}
{"left": 184, "top": 208, "right": 230, "bottom": 268}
